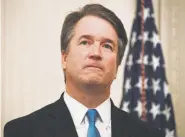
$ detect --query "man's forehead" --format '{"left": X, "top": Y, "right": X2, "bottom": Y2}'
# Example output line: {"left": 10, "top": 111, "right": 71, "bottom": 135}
{"left": 74, "top": 16, "right": 118, "bottom": 42}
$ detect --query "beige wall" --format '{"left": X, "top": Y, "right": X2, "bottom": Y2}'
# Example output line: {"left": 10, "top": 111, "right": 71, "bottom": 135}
{"left": 1, "top": 0, "right": 185, "bottom": 137}
{"left": 0, "top": 0, "right": 2, "bottom": 135}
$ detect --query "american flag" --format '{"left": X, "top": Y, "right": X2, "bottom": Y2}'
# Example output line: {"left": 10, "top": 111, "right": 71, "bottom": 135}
{"left": 120, "top": 0, "right": 177, "bottom": 137}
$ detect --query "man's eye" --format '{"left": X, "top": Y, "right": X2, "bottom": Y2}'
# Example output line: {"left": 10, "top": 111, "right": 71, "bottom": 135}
{"left": 103, "top": 44, "right": 113, "bottom": 51}
{"left": 79, "top": 40, "right": 90, "bottom": 45}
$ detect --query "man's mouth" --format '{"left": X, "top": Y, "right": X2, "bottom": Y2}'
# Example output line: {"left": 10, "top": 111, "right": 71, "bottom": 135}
{"left": 84, "top": 64, "right": 103, "bottom": 70}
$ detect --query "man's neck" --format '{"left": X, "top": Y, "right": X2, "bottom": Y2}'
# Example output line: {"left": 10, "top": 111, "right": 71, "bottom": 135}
{"left": 65, "top": 81, "right": 110, "bottom": 108}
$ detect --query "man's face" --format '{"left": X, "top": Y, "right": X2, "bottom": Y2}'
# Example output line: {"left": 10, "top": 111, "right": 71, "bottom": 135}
{"left": 62, "top": 15, "right": 118, "bottom": 87}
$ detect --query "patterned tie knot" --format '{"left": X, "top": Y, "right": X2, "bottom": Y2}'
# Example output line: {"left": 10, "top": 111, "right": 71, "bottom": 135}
{"left": 87, "top": 109, "right": 98, "bottom": 123}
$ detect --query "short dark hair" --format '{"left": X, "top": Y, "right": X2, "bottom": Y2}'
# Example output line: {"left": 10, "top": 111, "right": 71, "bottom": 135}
{"left": 60, "top": 3, "right": 128, "bottom": 65}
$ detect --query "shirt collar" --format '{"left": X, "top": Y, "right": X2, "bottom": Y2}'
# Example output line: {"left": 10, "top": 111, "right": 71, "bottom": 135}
{"left": 64, "top": 92, "right": 88, "bottom": 128}
{"left": 96, "top": 97, "right": 111, "bottom": 125}
{"left": 64, "top": 92, "right": 111, "bottom": 127}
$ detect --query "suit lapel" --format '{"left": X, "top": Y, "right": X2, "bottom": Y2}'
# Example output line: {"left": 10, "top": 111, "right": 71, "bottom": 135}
{"left": 111, "top": 100, "right": 130, "bottom": 137}
{"left": 46, "top": 93, "right": 78, "bottom": 137}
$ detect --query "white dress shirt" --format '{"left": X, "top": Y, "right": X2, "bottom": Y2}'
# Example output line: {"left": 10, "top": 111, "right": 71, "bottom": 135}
{"left": 64, "top": 92, "right": 112, "bottom": 137}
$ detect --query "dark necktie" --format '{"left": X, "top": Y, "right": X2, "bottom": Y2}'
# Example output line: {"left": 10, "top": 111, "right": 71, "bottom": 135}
{"left": 87, "top": 109, "right": 101, "bottom": 137}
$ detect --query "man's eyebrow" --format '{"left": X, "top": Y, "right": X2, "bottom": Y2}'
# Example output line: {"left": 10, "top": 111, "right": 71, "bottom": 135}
{"left": 78, "top": 35, "right": 93, "bottom": 40}
{"left": 78, "top": 35, "right": 116, "bottom": 45}
{"left": 102, "top": 39, "right": 114, "bottom": 44}
{"left": 101, "top": 38, "right": 117, "bottom": 48}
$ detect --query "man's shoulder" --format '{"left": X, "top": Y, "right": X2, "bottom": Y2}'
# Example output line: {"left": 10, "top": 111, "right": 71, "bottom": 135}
{"left": 4, "top": 98, "right": 60, "bottom": 137}
{"left": 113, "top": 106, "right": 165, "bottom": 137}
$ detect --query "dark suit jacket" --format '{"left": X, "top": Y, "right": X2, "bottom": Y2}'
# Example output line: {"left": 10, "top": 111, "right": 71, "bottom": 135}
{"left": 4, "top": 93, "right": 164, "bottom": 137}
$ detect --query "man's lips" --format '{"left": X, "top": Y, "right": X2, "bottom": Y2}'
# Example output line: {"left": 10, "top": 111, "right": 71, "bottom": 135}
{"left": 84, "top": 64, "right": 103, "bottom": 70}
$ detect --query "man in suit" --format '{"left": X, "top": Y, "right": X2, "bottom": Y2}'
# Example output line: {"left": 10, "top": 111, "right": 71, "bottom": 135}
{"left": 4, "top": 4, "right": 165, "bottom": 137}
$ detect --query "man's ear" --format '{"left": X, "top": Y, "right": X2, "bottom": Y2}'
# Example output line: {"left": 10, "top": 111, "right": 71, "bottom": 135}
{"left": 114, "top": 72, "right": 117, "bottom": 79}
{"left": 61, "top": 51, "right": 67, "bottom": 70}
{"left": 114, "top": 66, "right": 119, "bottom": 79}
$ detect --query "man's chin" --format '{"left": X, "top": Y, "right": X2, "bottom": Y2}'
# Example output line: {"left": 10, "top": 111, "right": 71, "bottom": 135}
{"left": 81, "top": 77, "right": 103, "bottom": 85}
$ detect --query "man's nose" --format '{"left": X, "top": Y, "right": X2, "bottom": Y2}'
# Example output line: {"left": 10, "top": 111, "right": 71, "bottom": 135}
{"left": 88, "top": 43, "right": 102, "bottom": 60}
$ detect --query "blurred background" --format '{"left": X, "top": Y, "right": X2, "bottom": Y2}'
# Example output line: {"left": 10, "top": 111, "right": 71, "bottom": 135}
{"left": 1, "top": 0, "right": 185, "bottom": 136}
